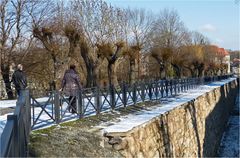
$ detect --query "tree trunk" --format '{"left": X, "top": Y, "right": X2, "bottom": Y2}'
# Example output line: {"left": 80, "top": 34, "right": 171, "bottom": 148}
{"left": 129, "top": 60, "right": 135, "bottom": 84}
{"left": 51, "top": 54, "right": 57, "bottom": 90}
{"left": 198, "top": 67, "right": 204, "bottom": 77}
{"left": 85, "top": 64, "right": 97, "bottom": 88}
{"left": 171, "top": 63, "right": 181, "bottom": 78}
{"left": 108, "top": 64, "right": 113, "bottom": 86}
{"left": 1, "top": 63, "right": 14, "bottom": 99}
{"left": 187, "top": 67, "right": 195, "bottom": 78}
{"left": 80, "top": 52, "right": 96, "bottom": 87}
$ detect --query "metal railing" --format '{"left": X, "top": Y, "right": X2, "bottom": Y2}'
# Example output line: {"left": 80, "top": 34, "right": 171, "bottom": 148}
{"left": 29, "top": 74, "right": 233, "bottom": 129}
{"left": 0, "top": 90, "right": 31, "bottom": 157}
{"left": 0, "top": 74, "right": 233, "bottom": 157}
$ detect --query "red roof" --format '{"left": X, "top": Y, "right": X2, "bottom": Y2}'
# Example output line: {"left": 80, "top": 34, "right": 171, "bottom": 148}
{"left": 209, "top": 45, "right": 229, "bottom": 56}
{"left": 218, "top": 48, "right": 229, "bottom": 56}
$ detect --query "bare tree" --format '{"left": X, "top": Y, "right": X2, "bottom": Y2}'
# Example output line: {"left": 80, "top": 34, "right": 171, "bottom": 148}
{"left": 150, "top": 9, "right": 190, "bottom": 78}
{"left": 125, "top": 8, "right": 154, "bottom": 82}
{"left": 30, "top": 0, "right": 69, "bottom": 89}
{"left": 152, "top": 9, "right": 190, "bottom": 48}
{"left": 190, "top": 31, "right": 210, "bottom": 46}
{"left": 96, "top": 41, "right": 124, "bottom": 86}
{"left": 0, "top": 0, "right": 29, "bottom": 99}
{"left": 69, "top": 0, "right": 109, "bottom": 87}
{"left": 71, "top": 0, "right": 128, "bottom": 87}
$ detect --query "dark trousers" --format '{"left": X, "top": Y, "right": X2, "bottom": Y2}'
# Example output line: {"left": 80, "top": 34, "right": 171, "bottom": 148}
{"left": 68, "top": 96, "right": 76, "bottom": 113}
{"left": 16, "top": 89, "right": 25, "bottom": 105}
{"left": 16, "top": 89, "right": 21, "bottom": 97}
{"left": 16, "top": 89, "right": 25, "bottom": 99}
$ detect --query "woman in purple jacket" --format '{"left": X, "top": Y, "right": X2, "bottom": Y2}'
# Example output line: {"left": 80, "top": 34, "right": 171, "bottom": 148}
{"left": 61, "top": 65, "right": 82, "bottom": 114}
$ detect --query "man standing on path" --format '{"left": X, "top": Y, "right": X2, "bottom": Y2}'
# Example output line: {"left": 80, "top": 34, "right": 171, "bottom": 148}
{"left": 12, "top": 64, "right": 27, "bottom": 97}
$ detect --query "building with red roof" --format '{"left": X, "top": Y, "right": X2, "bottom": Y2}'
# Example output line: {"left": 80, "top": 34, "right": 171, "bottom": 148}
{"left": 209, "top": 45, "right": 230, "bottom": 73}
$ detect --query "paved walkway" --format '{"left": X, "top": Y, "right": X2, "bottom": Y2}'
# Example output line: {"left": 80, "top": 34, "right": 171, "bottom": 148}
{"left": 218, "top": 93, "right": 239, "bottom": 157}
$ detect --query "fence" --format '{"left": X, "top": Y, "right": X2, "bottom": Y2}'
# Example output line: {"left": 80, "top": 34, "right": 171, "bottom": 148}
{"left": 29, "top": 75, "right": 232, "bottom": 128}
{"left": 0, "top": 74, "right": 233, "bottom": 157}
{"left": 0, "top": 90, "right": 31, "bottom": 157}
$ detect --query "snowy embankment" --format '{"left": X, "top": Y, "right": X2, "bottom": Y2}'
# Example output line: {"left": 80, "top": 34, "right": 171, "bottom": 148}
{"left": 100, "top": 78, "right": 237, "bottom": 133}
{"left": 0, "top": 78, "right": 237, "bottom": 137}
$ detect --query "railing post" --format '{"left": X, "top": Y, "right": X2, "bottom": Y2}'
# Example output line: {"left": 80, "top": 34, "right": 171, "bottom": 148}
{"left": 149, "top": 82, "right": 153, "bottom": 100}
{"left": 25, "top": 89, "right": 30, "bottom": 157}
{"left": 155, "top": 82, "right": 159, "bottom": 99}
{"left": 77, "top": 89, "right": 84, "bottom": 118}
{"left": 190, "top": 78, "right": 192, "bottom": 89}
{"left": 183, "top": 79, "right": 187, "bottom": 91}
{"left": 166, "top": 80, "right": 169, "bottom": 97}
{"left": 24, "top": 90, "right": 31, "bottom": 142}
{"left": 110, "top": 85, "right": 115, "bottom": 109}
{"left": 140, "top": 82, "right": 145, "bottom": 101}
{"left": 54, "top": 91, "right": 60, "bottom": 124}
{"left": 133, "top": 83, "right": 137, "bottom": 104}
{"left": 174, "top": 79, "right": 177, "bottom": 96}
{"left": 189, "top": 78, "right": 191, "bottom": 89}
{"left": 177, "top": 79, "right": 180, "bottom": 93}
{"left": 180, "top": 79, "right": 182, "bottom": 92}
{"left": 95, "top": 87, "right": 101, "bottom": 114}
{"left": 122, "top": 83, "right": 127, "bottom": 107}
{"left": 170, "top": 80, "right": 173, "bottom": 96}
{"left": 194, "top": 78, "right": 197, "bottom": 88}
{"left": 160, "top": 80, "right": 164, "bottom": 98}
{"left": 201, "top": 77, "right": 204, "bottom": 85}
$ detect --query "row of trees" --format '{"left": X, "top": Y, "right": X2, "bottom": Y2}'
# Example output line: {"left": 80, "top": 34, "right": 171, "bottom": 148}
{"left": 0, "top": 0, "right": 229, "bottom": 99}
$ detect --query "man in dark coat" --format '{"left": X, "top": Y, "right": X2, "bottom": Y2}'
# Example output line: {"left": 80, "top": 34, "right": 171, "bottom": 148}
{"left": 61, "top": 65, "right": 82, "bottom": 114}
{"left": 12, "top": 64, "right": 27, "bottom": 97}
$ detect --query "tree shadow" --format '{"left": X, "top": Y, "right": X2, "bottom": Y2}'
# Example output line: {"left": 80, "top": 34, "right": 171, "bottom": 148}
{"left": 185, "top": 101, "right": 202, "bottom": 157}
{"left": 203, "top": 79, "right": 239, "bottom": 156}
{"left": 155, "top": 115, "right": 173, "bottom": 157}
{"left": 153, "top": 79, "right": 239, "bottom": 157}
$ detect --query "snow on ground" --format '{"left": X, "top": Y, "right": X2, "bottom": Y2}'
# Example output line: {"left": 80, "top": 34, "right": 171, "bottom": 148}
{"left": 100, "top": 78, "right": 237, "bottom": 133}
{"left": 0, "top": 78, "right": 237, "bottom": 137}
{"left": 0, "top": 99, "right": 17, "bottom": 108}
{"left": 0, "top": 112, "right": 13, "bottom": 135}
{"left": 218, "top": 93, "right": 239, "bottom": 157}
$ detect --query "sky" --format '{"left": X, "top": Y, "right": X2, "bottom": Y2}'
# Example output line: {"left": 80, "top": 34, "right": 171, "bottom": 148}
{"left": 105, "top": 0, "right": 240, "bottom": 51}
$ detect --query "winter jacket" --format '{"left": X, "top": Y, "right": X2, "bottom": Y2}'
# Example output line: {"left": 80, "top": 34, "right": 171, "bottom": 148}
{"left": 12, "top": 69, "right": 27, "bottom": 90}
{"left": 61, "top": 69, "right": 81, "bottom": 96}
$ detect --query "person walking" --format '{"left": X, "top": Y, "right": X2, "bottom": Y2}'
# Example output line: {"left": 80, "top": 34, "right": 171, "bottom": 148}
{"left": 61, "top": 64, "right": 82, "bottom": 114}
{"left": 12, "top": 64, "right": 27, "bottom": 97}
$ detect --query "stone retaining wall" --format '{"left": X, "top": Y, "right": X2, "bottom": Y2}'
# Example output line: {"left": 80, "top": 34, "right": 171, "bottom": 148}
{"left": 106, "top": 79, "right": 239, "bottom": 157}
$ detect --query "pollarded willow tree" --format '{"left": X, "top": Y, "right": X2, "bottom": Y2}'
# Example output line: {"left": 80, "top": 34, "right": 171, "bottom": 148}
{"left": 124, "top": 8, "right": 154, "bottom": 83}
{"left": 71, "top": 0, "right": 115, "bottom": 87}
{"left": 185, "top": 31, "right": 210, "bottom": 77}
{"left": 31, "top": 0, "right": 66, "bottom": 89}
{"left": 31, "top": 0, "right": 86, "bottom": 89}
{"left": 72, "top": 0, "right": 130, "bottom": 87}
